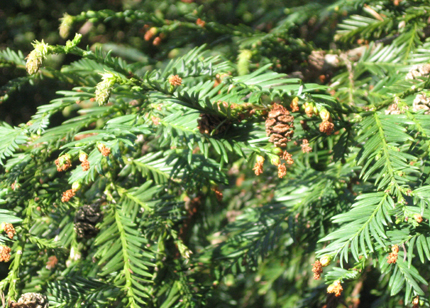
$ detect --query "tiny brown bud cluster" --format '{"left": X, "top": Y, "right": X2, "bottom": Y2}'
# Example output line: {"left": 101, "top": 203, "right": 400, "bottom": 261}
{"left": 278, "top": 163, "right": 287, "bottom": 178}
{"left": 387, "top": 245, "right": 399, "bottom": 264}
{"left": 97, "top": 144, "right": 111, "bottom": 157}
{"left": 46, "top": 255, "right": 58, "bottom": 270}
{"left": 414, "top": 213, "right": 423, "bottom": 223}
{"left": 253, "top": 155, "right": 264, "bottom": 176}
{"left": 327, "top": 280, "right": 343, "bottom": 297}
{"left": 55, "top": 154, "right": 72, "bottom": 172}
{"left": 312, "top": 256, "right": 330, "bottom": 280}
{"left": 275, "top": 151, "right": 293, "bottom": 179}
{"left": 319, "top": 120, "right": 335, "bottom": 135}
{"left": 61, "top": 189, "right": 76, "bottom": 203}
{"left": 312, "top": 260, "right": 323, "bottom": 280}
{"left": 196, "top": 18, "right": 206, "bottom": 27}
{"left": 61, "top": 182, "right": 80, "bottom": 204}
{"left": 2, "top": 223, "right": 16, "bottom": 239}
{"left": 301, "top": 139, "right": 312, "bottom": 153}
{"left": 0, "top": 245, "right": 11, "bottom": 262}
{"left": 79, "top": 152, "right": 90, "bottom": 171}
{"left": 271, "top": 150, "right": 294, "bottom": 179}
{"left": 151, "top": 116, "right": 161, "bottom": 126}
{"left": 282, "top": 151, "right": 294, "bottom": 165}
{"left": 212, "top": 186, "right": 223, "bottom": 202}
{"left": 81, "top": 160, "right": 90, "bottom": 171}
{"left": 169, "top": 75, "right": 182, "bottom": 86}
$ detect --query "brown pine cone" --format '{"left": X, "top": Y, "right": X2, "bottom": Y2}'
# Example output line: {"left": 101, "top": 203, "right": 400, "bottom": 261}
{"left": 61, "top": 189, "right": 76, "bottom": 203}
{"left": 266, "top": 103, "right": 294, "bottom": 147}
{"left": 11, "top": 293, "right": 49, "bottom": 308}
{"left": 198, "top": 114, "right": 230, "bottom": 135}
{"left": 74, "top": 204, "right": 103, "bottom": 239}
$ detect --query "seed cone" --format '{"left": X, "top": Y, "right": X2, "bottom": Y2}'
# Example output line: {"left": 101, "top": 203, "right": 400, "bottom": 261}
{"left": 198, "top": 114, "right": 230, "bottom": 135}
{"left": 265, "top": 103, "right": 294, "bottom": 147}
{"left": 11, "top": 293, "right": 49, "bottom": 308}
{"left": 74, "top": 204, "right": 103, "bottom": 239}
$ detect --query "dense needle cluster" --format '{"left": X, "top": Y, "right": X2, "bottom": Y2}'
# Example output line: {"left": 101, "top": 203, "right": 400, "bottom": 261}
{"left": 4, "top": 1, "right": 430, "bottom": 306}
